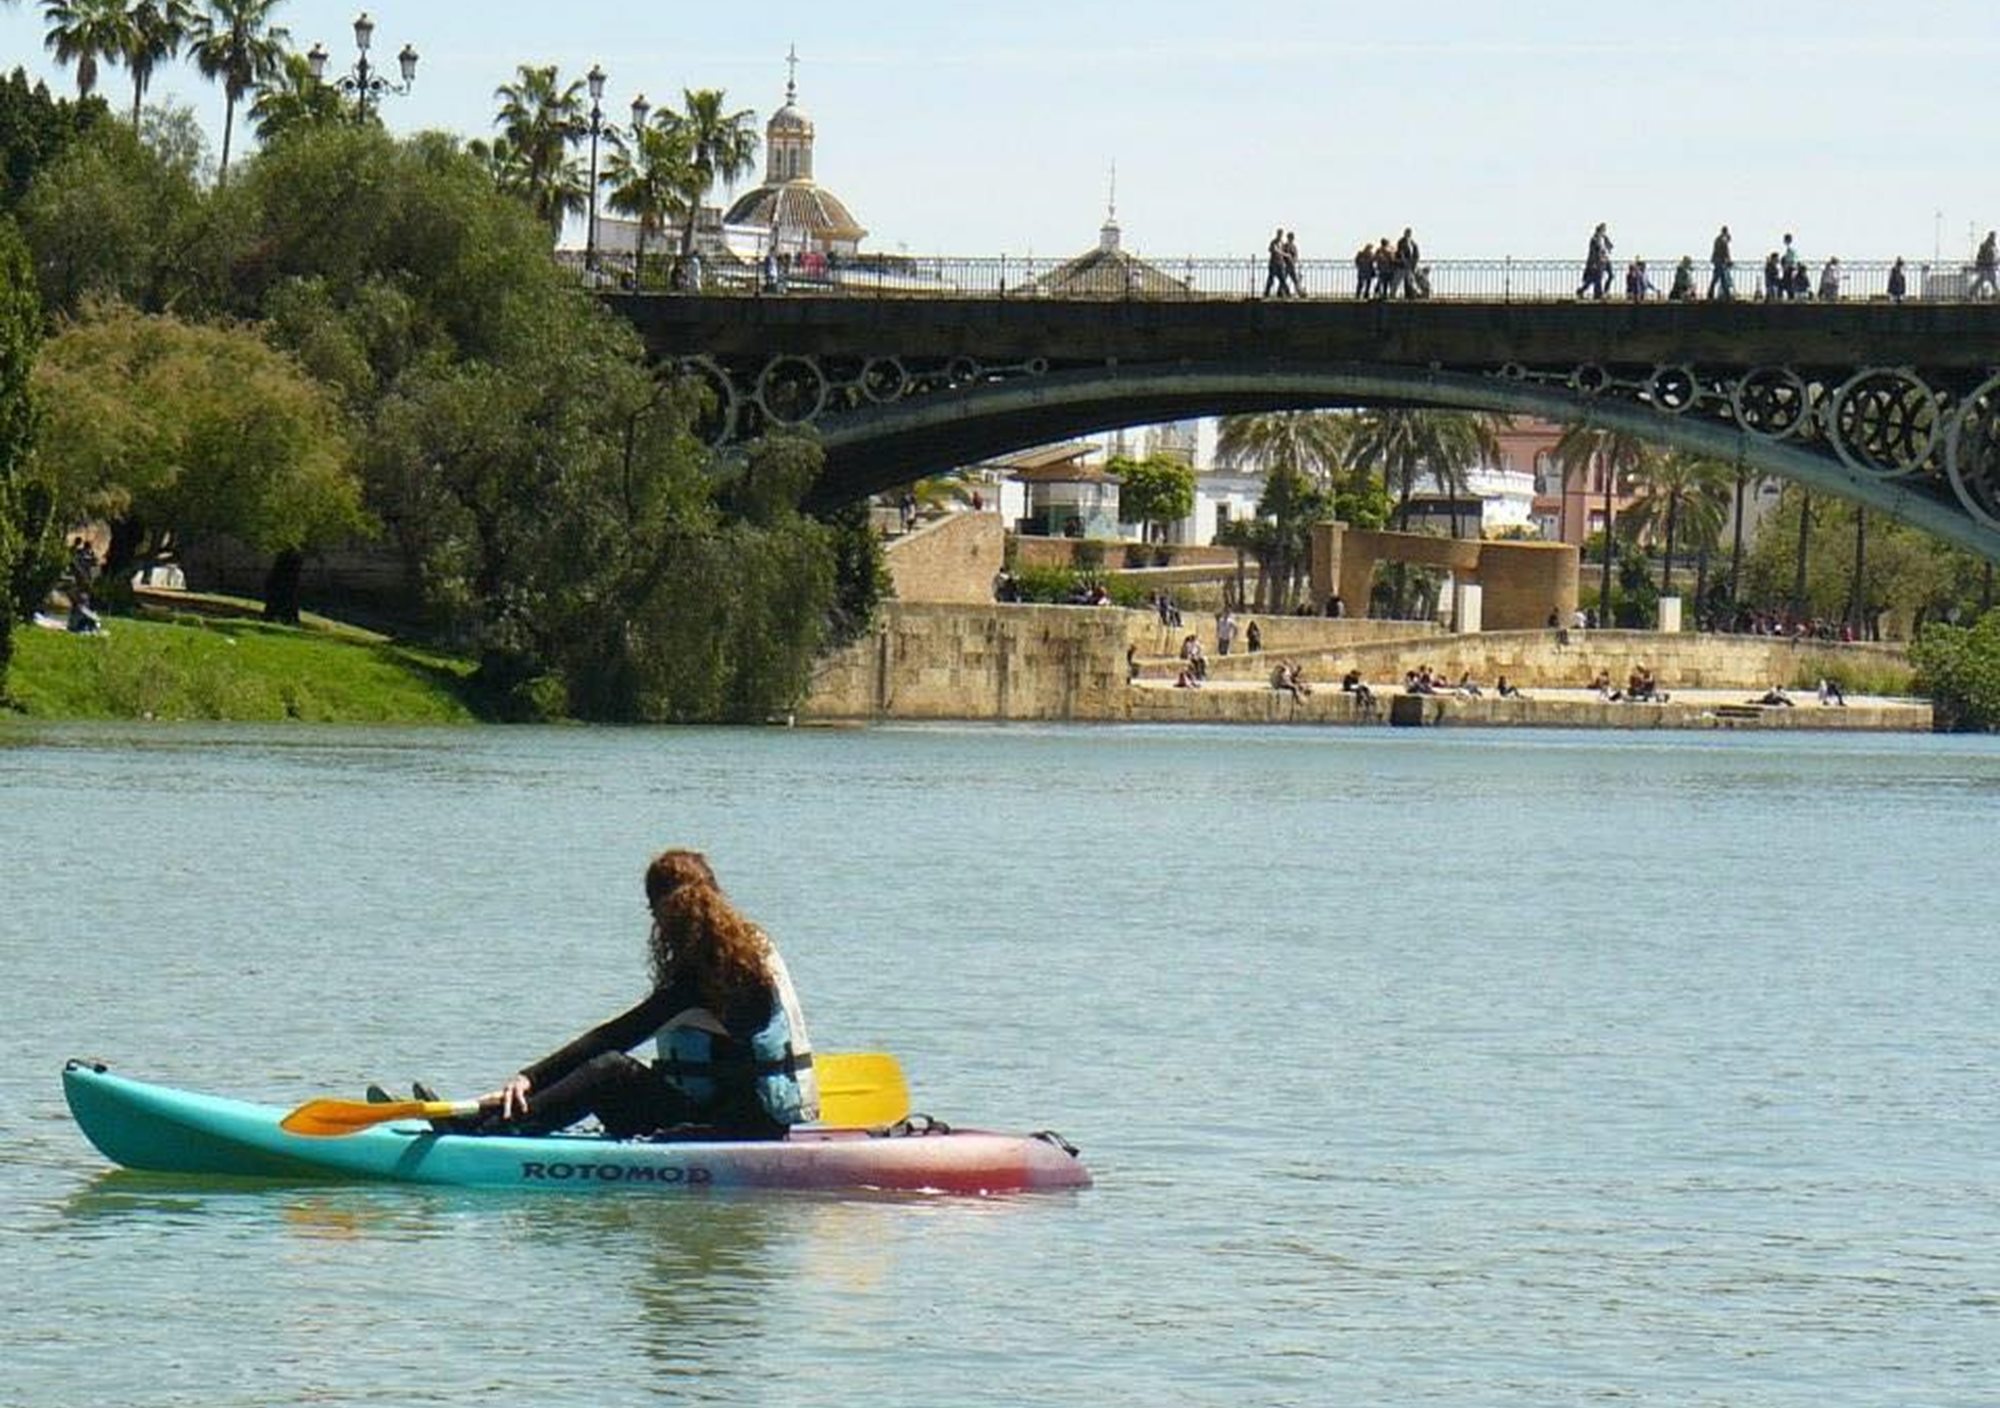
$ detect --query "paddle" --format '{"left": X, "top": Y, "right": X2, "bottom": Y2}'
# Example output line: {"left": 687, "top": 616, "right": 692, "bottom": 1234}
{"left": 280, "top": 1051, "right": 910, "bottom": 1137}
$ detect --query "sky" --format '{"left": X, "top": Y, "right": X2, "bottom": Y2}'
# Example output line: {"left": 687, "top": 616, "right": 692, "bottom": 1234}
{"left": 2, "top": 0, "right": 1995, "bottom": 265}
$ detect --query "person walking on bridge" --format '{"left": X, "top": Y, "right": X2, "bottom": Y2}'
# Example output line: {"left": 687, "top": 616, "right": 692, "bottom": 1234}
{"left": 1264, "top": 227, "right": 1287, "bottom": 298}
{"left": 1708, "top": 225, "right": 1734, "bottom": 300}
{"left": 1395, "top": 228, "right": 1421, "bottom": 299}
{"left": 1971, "top": 231, "right": 1999, "bottom": 300}
{"left": 1578, "top": 223, "right": 1613, "bottom": 299}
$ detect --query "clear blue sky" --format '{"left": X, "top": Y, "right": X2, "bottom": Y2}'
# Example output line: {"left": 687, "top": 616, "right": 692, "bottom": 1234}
{"left": 2, "top": 0, "right": 1993, "bottom": 263}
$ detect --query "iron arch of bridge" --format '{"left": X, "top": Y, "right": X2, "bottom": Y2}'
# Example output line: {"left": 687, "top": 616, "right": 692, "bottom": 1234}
{"left": 761, "top": 360, "right": 2000, "bottom": 563}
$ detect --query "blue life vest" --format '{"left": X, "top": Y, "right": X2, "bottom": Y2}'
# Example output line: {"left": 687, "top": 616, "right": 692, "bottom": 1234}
{"left": 653, "top": 948, "right": 818, "bottom": 1125}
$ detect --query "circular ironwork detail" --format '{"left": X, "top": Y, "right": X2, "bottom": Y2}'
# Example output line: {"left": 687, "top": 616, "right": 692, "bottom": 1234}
{"left": 946, "top": 356, "right": 982, "bottom": 385}
{"left": 755, "top": 355, "right": 829, "bottom": 426}
{"left": 1646, "top": 364, "right": 1699, "bottom": 414}
{"left": 1944, "top": 372, "right": 2000, "bottom": 531}
{"left": 1569, "top": 362, "right": 1610, "bottom": 395}
{"left": 1024, "top": 357, "right": 1050, "bottom": 377}
{"left": 678, "top": 355, "right": 739, "bottom": 448}
{"left": 860, "top": 357, "right": 908, "bottom": 404}
{"left": 1729, "top": 366, "right": 1812, "bottom": 440}
{"left": 1826, "top": 368, "right": 1940, "bottom": 479}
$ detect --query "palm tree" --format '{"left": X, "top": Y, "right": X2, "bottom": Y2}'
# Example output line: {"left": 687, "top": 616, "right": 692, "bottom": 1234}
{"left": 1345, "top": 408, "right": 1504, "bottom": 535}
{"left": 42, "top": 0, "right": 132, "bottom": 100}
{"left": 1215, "top": 410, "right": 1349, "bottom": 490}
{"left": 660, "top": 88, "right": 756, "bottom": 256}
{"left": 122, "top": 0, "right": 192, "bottom": 128}
{"left": 1551, "top": 423, "right": 1652, "bottom": 615}
{"left": 492, "top": 63, "right": 588, "bottom": 241}
{"left": 603, "top": 118, "right": 693, "bottom": 288}
{"left": 246, "top": 48, "right": 341, "bottom": 142}
{"left": 1622, "top": 451, "right": 1732, "bottom": 593}
{"left": 187, "top": 0, "right": 290, "bottom": 181}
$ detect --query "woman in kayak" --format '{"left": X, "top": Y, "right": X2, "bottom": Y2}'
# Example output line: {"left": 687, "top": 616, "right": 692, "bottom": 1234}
{"left": 445, "top": 848, "right": 817, "bottom": 1140}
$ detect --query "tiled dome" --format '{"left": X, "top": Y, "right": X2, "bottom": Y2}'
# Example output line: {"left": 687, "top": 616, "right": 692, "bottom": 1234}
{"left": 723, "top": 181, "right": 866, "bottom": 245}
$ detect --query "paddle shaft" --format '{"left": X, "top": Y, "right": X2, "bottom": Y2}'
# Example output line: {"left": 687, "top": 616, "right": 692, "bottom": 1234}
{"left": 280, "top": 1051, "right": 907, "bottom": 1137}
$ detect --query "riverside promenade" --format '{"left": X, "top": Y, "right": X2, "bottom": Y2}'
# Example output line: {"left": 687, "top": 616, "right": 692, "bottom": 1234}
{"left": 801, "top": 602, "right": 1931, "bottom": 731}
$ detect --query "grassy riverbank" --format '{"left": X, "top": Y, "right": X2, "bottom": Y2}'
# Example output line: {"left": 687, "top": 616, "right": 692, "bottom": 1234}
{"left": 4, "top": 609, "right": 483, "bottom": 723}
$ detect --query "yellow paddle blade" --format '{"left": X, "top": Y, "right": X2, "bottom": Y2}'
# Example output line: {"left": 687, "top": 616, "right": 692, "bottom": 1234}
{"left": 280, "top": 1097, "right": 478, "bottom": 1137}
{"left": 815, "top": 1052, "right": 909, "bottom": 1128}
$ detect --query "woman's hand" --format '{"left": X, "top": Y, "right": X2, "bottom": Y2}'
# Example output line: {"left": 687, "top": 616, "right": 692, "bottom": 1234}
{"left": 483, "top": 1073, "right": 532, "bottom": 1119}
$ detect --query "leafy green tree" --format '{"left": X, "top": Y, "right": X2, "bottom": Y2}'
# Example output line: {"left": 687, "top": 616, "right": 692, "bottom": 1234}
{"left": 42, "top": 0, "right": 131, "bottom": 101}
{"left": 1215, "top": 409, "right": 1347, "bottom": 491}
{"left": 15, "top": 115, "right": 204, "bottom": 315}
{"left": 1911, "top": 609, "right": 2000, "bottom": 731}
{"left": 1740, "top": 485, "right": 1984, "bottom": 634}
{"left": 0, "top": 66, "right": 111, "bottom": 212}
{"left": 31, "top": 303, "right": 366, "bottom": 615}
{"left": 660, "top": 87, "right": 755, "bottom": 256}
{"left": 0, "top": 218, "right": 43, "bottom": 695}
{"left": 491, "top": 63, "right": 586, "bottom": 242}
{"left": 1110, "top": 454, "right": 1194, "bottom": 542}
{"left": 186, "top": 0, "right": 290, "bottom": 181}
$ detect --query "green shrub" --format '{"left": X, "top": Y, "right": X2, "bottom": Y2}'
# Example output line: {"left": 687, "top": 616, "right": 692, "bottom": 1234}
{"left": 1910, "top": 612, "right": 2000, "bottom": 730}
{"left": 1788, "top": 651, "right": 1915, "bottom": 699}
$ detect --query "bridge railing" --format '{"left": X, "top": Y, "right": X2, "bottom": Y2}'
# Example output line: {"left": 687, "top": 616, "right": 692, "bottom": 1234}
{"left": 644, "top": 254, "right": 1996, "bottom": 304}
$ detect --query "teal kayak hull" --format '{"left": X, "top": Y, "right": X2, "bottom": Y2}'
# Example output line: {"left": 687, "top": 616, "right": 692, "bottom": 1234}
{"left": 62, "top": 1061, "right": 1090, "bottom": 1195}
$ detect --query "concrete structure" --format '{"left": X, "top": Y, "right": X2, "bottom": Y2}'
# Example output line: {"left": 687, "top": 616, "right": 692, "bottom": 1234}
{"left": 609, "top": 294, "right": 2000, "bottom": 564}
{"left": 1310, "top": 523, "right": 1579, "bottom": 631}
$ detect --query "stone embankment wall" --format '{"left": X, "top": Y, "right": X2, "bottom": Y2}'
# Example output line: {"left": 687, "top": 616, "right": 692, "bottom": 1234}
{"left": 803, "top": 603, "right": 1927, "bottom": 730}
{"left": 883, "top": 511, "right": 1006, "bottom": 605}
{"left": 806, "top": 602, "right": 1132, "bottom": 721}
{"left": 1179, "top": 627, "right": 1911, "bottom": 692}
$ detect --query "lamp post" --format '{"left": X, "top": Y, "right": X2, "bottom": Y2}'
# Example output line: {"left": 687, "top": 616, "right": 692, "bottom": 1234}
{"left": 628, "top": 93, "right": 650, "bottom": 286}
{"left": 306, "top": 12, "right": 418, "bottom": 122}
{"left": 583, "top": 64, "right": 606, "bottom": 273}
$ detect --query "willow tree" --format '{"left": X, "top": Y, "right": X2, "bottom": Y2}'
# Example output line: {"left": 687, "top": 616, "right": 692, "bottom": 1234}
{"left": 0, "top": 219, "right": 43, "bottom": 694}
{"left": 31, "top": 304, "right": 366, "bottom": 617}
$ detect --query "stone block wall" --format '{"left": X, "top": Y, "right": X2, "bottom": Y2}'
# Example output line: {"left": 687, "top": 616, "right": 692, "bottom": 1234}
{"left": 885, "top": 512, "right": 1006, "bottom": 605}
{"left": 804, "top": 602, "right": 1132, "bottom": 721}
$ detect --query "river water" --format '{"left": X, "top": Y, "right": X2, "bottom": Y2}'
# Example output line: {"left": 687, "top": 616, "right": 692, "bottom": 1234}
{"left": 3, "top": 721, "right": 1998, "bottom": 1406}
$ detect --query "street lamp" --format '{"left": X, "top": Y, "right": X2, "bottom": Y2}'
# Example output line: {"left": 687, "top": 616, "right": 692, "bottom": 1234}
{"left": 627, "top": 93, "right": 650, "bottom": 285}
{"left": 583, "top": 64, "right": 606, "bottom": 273}
{"left": 306, "top": 12, "right": 418, "bottom": 122}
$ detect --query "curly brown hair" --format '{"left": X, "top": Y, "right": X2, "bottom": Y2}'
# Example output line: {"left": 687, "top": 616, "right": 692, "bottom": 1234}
{"left": 644, "top": 849, "right": 773, "bottom": 1011}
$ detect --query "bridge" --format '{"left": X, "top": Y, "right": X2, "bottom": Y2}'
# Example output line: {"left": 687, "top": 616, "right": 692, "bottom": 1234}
{"left": 605, "top": 260, "right": 2000, "bottom": 562}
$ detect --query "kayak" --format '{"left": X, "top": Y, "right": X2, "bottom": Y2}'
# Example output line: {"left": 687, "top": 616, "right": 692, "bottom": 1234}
{"left": 62, "top": 1060, "right": 1091, "bottom": 1196}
